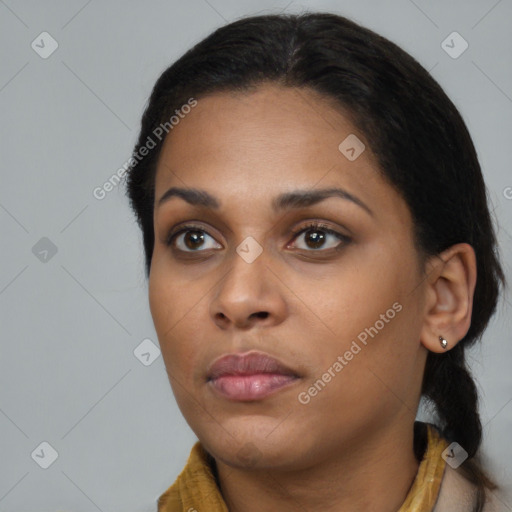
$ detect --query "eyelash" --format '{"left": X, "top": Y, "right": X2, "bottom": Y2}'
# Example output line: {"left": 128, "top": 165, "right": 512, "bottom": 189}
{"left": 165, "top": 221, "right": 351, "bottom": 253}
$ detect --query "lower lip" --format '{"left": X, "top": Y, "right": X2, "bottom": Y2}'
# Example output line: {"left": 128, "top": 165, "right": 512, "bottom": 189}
{"left": 209, "top": 373, "right": 299, "bottom": 401}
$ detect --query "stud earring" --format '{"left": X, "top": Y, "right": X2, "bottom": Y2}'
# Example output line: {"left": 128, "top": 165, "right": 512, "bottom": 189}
{"left": 439, "top": 336, "right": 448, "bottom": 349}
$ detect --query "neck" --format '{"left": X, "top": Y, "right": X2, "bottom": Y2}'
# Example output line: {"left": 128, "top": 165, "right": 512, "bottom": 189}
{"left": 214, "top": 418, "right": 421, "bottom": 512}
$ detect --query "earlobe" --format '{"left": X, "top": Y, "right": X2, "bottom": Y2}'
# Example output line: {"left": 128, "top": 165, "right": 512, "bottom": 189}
{"left": 421, "top": 333, "right": 451, "bottom": 354}
{"left": 419, "top": 243, "right": 477, "bottom": 354}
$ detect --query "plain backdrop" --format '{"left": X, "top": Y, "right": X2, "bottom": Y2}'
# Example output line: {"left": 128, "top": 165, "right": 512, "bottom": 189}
{"left": 0, "top": 1, "right": 511, "bottom": 510}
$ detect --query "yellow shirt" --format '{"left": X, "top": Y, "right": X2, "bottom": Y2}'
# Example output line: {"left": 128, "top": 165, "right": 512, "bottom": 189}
{"left": 158, "top": 423, "right": 448, "bottom": 512}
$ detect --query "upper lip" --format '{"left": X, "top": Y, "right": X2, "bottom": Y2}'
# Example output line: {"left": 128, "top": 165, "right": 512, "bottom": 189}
{"left": 207, "top": 351, "right": 299, "bottom": 380}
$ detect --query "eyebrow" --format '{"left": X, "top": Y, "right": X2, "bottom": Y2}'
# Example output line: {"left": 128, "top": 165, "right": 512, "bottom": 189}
{"left": 157, "top": 186, "right": 373, "bottom": 216}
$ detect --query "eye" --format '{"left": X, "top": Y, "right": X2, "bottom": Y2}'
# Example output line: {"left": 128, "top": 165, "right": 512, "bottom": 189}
{"left": 166, "top": 224, "right": 222, "bottom": 252}
{"left": 165, "top": 221, "right": 351, "bottom": 254}
{"left": 288, "top": 221, "right": 351, "bottom": 251}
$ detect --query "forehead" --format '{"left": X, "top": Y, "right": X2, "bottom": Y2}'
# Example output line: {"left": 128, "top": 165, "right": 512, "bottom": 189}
{"left": 153, "top": 84, "right": 406, "bottom": 222}
{"left": 159, "top": 84, "right": 359, "bottom": 157}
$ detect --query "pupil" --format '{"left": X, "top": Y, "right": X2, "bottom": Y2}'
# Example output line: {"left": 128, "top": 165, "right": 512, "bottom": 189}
{"left": 306, "top": 230, "right": 325, "bottom": 249}
{"left": 185, "top": 231, "right": 204, "bottom": 249}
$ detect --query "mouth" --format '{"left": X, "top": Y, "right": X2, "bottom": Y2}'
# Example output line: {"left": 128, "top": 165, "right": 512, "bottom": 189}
{"left": 207, "top": 351, "right": 301, "bottom": 401}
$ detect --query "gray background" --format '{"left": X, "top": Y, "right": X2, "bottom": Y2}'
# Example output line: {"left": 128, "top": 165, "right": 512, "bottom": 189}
{"left": 1, "top": 0, "right": 511, "bottom": 510}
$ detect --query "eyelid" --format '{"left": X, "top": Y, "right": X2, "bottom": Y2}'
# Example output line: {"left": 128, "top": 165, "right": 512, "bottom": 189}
{"left": 289, "top": 220, "right": 348, "bottom": 238}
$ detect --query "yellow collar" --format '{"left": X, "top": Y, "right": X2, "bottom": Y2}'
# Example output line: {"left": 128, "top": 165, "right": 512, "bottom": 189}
{"left": 398, "top": 424, "right": 449, "bottom": 511}
{"left": 158, "top": 424, "right": 448, "bottom": 512}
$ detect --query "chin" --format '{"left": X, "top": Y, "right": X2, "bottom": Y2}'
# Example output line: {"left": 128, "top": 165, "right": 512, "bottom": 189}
{"left": 196, "top": 419, "right": 313, "bottom": 471}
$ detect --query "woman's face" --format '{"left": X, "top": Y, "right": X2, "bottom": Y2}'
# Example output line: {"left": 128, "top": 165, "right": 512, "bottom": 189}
{"left": 149, "top": 84, "right": 429, "bottom": 470}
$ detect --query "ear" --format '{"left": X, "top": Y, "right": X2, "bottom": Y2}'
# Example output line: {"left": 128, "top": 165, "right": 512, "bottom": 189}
{"left": 419, "top": 243, "right": 477, "bottom": 353}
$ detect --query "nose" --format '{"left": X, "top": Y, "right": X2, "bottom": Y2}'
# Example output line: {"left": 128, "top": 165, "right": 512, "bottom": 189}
{"left": 209, "top": 246, "right": 287, "bottom": 330}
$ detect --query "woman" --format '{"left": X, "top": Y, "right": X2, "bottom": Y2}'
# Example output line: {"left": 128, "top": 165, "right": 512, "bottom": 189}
{"left": 125, "top": 12, "right": 508, "bottom": 512}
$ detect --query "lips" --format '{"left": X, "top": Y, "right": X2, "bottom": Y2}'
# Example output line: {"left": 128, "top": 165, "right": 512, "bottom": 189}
{"left": 207, "top": 351, "right": 300, "bottom": 401}
{"left": 208, "top": 352, "right": 298, "bottom": 379}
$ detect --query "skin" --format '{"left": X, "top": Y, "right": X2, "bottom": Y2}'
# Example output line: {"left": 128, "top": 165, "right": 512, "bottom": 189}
{"left": 148, "top": 83, "right": 476, "bottom": 512}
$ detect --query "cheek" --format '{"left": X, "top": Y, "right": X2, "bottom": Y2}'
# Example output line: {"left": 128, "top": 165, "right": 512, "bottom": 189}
{"left": 148, "top": 275, "right": 172, "bottom": 341}
{"left": 299, "top": 244, "right": 421, "bottom": 387}
{"left": 148, "top": 253, "right": 197, "bottom": 333}
{"left": 291, "top": 248, "right": 401, "bottom": 345}
{"left": 148, "top": 268, "right": 192, "bottom": 372}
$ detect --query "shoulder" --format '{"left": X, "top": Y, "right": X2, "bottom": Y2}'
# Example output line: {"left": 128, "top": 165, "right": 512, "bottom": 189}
{"left": 434, "top": 464, "right": 508, "bottom": 512}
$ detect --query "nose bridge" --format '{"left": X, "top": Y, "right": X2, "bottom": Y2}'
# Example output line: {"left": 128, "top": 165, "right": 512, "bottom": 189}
{"left": 221, "top": 237, "right": 269, "bottom": 300}
{"left": 210, "top": 237, "right": 284, "bottom": 327}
